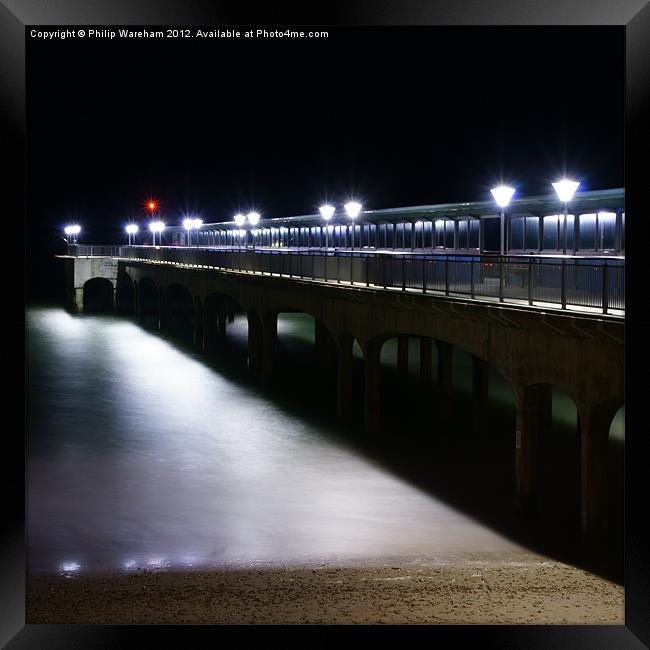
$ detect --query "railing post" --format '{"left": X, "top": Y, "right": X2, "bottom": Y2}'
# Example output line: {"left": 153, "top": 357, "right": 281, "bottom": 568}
{"left": 299, "top": 251, "right": 303, "bottom": 279}
{"left": 366, "top": 255, "right": 370, "bottom": 287}
{"left": 499, "top": 257, "right": 504, "bottom": 302}
{"left": 470, "top": 258, "right": 475, "bottom": 299}
{"left": 401, "top": 256, "right": 406, "bottom": 291}
{"left": 422, "top": 257, "right": 426, "bottom": 293}
{"left": 337, "top": 254, "right": 341, "bottom": 284}
{"left": 350, "top": 253, "right": 354, "bottom": 285}
{"left": 561, "top": 258, "right": 567, "bottom": 309}
{"left": 527, "top": 257, "right": 533, "bottom": 305}
{"left": 445, "top": 257, "right": 450, "bottom": 296}
{"left": 324, "top": 252, "right": 328, "bottom": 282}
{"left": 383, "top": 255, "right": 387, "bottom": 289}
{"left": 602, "top": 263, "right": 609, "bottom": 314}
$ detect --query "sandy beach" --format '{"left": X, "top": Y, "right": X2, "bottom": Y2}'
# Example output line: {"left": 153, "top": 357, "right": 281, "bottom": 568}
{"left": 27, "top": 553, "right": 624, "bottom": 625}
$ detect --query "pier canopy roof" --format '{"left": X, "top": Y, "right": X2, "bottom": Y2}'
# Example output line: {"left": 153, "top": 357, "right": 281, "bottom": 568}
{"left": 165, "top": 188, "right": 624, "bottom": 232}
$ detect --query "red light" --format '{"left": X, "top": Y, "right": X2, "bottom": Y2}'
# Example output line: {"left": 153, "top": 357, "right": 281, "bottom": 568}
{"left": 143, "top": 197, "right": 160, "bottom": 214}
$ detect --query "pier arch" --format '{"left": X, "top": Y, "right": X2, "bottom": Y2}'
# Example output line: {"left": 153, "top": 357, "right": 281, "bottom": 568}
{"left": 83, "top": 277, "right": 114, "bottom": 313}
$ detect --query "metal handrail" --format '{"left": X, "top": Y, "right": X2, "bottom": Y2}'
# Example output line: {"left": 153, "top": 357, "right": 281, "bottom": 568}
{"left": 112, "top": 245, "right": 624, "bottom": 315}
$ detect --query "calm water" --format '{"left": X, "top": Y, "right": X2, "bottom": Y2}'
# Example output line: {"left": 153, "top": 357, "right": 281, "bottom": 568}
{"left": 26, "top": 306, "right": 543, "bottom": 576}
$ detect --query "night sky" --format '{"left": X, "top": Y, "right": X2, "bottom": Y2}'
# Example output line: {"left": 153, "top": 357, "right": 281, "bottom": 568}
{"left": 27, "top": 26, "right": 623, "bottom": 301}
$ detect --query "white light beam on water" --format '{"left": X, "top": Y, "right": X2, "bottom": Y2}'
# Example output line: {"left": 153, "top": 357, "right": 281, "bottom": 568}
{"left": 28, "top": 308, "right": 530, "bottom": 574}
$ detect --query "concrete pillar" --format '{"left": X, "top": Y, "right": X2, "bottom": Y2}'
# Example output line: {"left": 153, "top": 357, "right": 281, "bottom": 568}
{"left": 247, "top": 312, "right": 263, "bottom": 379}
{"left": 134, "top": 284, "right": 141, "bottom": 322}
{"left": 217, "top": 300, "right": 227, "bottom": 339}
{"left": 133, "top": 283, "right": 140, "bottom": 320}
{"left": 472, "top": 355, "right": 490, "bottom": 432}
{"left": 337, "top": 336, "right": 354, "bottom": 422}
{"left": 315, "top": 320, "right": 336, "bottom": 379}
{"left": 112, "top": 286, "right": 118, "bottom": 312}
{"left": 158, "top": 288, "right": 167, "bottom": 333}
{"left": 436, "top": 340, "right": 453, "bottom": 419}
{"left": 419, "top": 337, "right": 432, "bottom": 390}
{"left": 74, "top": 287, "right": 84, "bottom": 314}
{"left": 203, "top": 299, "right": 217, "bottom": 354}
{"left": 364, "top": 340, "right": 382, "bottom": 434}
{"left": 262, "top": 312, "right": 278, "bottom": 385}
{"left": 397, "top": 336, "right": 409, "bottom": 382}
{"left": 512, "top": 383, "right": 551, "bottom": 517}
{"left": 576, "top": 399, "right": 620, "bottom": 542}
{"left": 193, "top": 298, "right": 204, "bottom": 352}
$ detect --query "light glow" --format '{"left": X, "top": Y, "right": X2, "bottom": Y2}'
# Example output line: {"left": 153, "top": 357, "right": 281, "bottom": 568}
{"left": 552, "top": 179, "right": 580, "bottom": 203}
{"left": 233, "top": 213, "right": 246, "bottom": 227}
{"left": 192, "top": 218, "right": 203, "bottom": 229}
{"left": 125, "top": 224, "right": 138, "bottom": 234}
{"left": 490, "top": 185, "right": 516, "bottom": 208}
{"left": 64, "top": 225, "right": 81, "bottom": 235}
{"left": 149, "top": 221, "right": 165, "bottom": 233}
{"left": 183, "top": 218, "right": 194, "bottom": 230}
{"left": 344, "top": 201, "right": 362, "bottom": 219}
{"left": 247, "top": 212, "right": 261, "bottom": 226}
{"left": 319, "top": 205, "right": 335, "bottom": 220}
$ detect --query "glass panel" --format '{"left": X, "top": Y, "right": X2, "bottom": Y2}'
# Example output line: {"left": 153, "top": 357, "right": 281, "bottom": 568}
{"left": 445, "top": 220, "right": 455, "bottom": 248}
{"left": 435, "top": 220, "right": 445, "bottom": 247}
{"left": 525, "top": 216, "right": 539, "bottom": 250}
{"left": 469, "top": 220, "right": 480, "bottom": 248}
{"left": 543, "top": 215, "right": 558, "bottom": 250}
{"left": 621, "top": 213, "right": 625, "bottom": 250}
{"left": 458, "top": 220, "right": 468, "bottom": 248}
{"left": 578, "top": 214, "right": 596, "bottom": 251}
{"left": 598, "top": 212, "right": 616, "bottom": 251}
{"left": 510, "top": 218, "right": 524, "bottom": 250}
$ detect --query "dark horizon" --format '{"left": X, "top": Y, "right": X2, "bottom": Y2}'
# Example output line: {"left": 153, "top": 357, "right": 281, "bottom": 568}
{"left": 27, "top": 26, "right": 623, "bottom": 300}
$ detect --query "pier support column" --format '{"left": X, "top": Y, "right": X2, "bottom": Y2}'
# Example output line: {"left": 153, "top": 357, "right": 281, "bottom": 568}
{"left": 364, "top": 340, "right": 382, "bottom": 434}
{"left": 158, "top": 288, "right": 167, "bottom": 333}
{"left": 419, "top": 337, "right": 432, "bottom": 391}
{"left": 262, "top": 312, "right": 278, "bottom": 385}
{"left": 203, "top": 299, "right": 217, "bottom": 355}
{"left": 217, "top": 300, "right": 227, "bottom": 339}
{"left": 193, "top": 297, "right": 204, "bottom": 352}
{"left": 577, "top": 399, "right": 620, "bottom": 543}
{"left": 397, "top": 336, "right": 409, "bottom": 382}
{"left": 133, "top": 283, "right": 140, "bottom": 320}
{"left": 512, "top": 383, "right": 551, "bottom": 517}
{"left": 131, "top": 282, "right": 140, "bottom": 322}
{"left": 247, "top": 311, "right": 263, "bottom": 379}
{"left": 112, "top": 286, "right": 118, "bottom": 313}
{"left": 337, "top": 335, "right": 354, "bottom": 422}
{"left": 73, "top": 287, "right": 84, "bottom": 314}
{"left": 472, "top": 355, "right": 490, "bottom": 432}
{"left": 315, "top": 320, "right": 336, "bottom": 380}
{"left": 436, "top": 340, "right": 453, "bottom": 419}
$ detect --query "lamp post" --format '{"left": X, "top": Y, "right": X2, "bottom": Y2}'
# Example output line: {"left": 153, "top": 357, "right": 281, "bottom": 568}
{"left": 149, "top": 221, "right": 165, "bottom": 246}
{"left": 233, "top": 214, "right": 246, "bottom": 251}
{"left": 247, "top": 212, "right": 260, "bottom": 250}
{"left": 183, "top": 218, "right": 194, "bottom": 246}
{"left": 64, "top": 225, "right": 81, "bottom": 246}
{"left": 125, "top": 224, "right": 138, "bottom": 246}
{"left": 192, "top": 218, "right": 203, "bottom": 247}
{"left": 319, "top": 205, "right": 335, "bottom": 249}
{"left": 344, "top": 201, "right": 362, "bottom": 251}
{"left": 490, "top": 186, "right": 516, "bottom": 255}
{"left": 552, "top": 179, "right": 580, "bottom": 255}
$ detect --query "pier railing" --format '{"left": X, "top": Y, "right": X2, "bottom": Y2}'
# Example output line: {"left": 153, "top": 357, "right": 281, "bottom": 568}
{"left": 68, "top": 244, "right": 624, "bottom": 315}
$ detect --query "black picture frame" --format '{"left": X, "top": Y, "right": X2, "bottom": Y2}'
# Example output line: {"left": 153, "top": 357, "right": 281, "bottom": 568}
{"left": 5, "top": 1, "right": 649, "bottom": 647}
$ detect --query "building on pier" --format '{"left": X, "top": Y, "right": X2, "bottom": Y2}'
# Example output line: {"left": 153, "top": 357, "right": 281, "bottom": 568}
{"left": 164, "top": 188, "right": 624, "bottom": 257}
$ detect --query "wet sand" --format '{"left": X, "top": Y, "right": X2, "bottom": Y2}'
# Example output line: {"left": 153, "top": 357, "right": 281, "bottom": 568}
{"left": 27, "top": 553, "right": 624, "bottom": 625}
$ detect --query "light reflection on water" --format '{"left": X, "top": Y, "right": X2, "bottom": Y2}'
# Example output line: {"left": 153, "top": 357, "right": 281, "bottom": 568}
{"left": 28, "top": 308, "right": 534, "bottom": 574}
